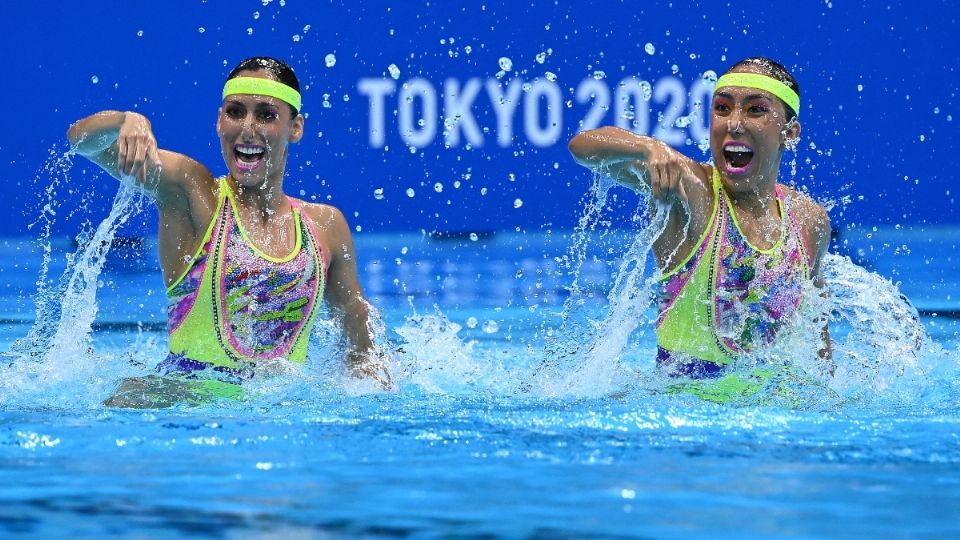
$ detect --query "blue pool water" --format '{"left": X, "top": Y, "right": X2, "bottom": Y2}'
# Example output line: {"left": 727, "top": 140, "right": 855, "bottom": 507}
{"left": 1, "top": 183, "right": 959, "bottom": 538}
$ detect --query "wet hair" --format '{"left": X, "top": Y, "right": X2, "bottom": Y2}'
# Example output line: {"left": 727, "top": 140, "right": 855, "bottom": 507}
{"left": 725, "top": 57, "right": 800, "bottom": 120}
{"left": 226, "top": 56, "right": 301, "bottom": 117}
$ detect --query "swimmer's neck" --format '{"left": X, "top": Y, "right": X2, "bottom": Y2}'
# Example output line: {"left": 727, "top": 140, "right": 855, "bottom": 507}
{"left": 228, "top": 175, "right": 291, "bottom": 221}
{"left": 726, "top": 187, "right": 778, "bottom": 219}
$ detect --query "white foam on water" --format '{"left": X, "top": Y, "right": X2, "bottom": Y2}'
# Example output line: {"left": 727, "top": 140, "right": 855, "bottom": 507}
{"left": 3, "top": 151, "right": 147, "bottom": 409}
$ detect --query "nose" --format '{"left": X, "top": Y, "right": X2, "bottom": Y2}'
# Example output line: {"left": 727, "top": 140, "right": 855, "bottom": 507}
{"left": 240, "top": 113, "right": 256, "bottom": 141}
{"left": 726, "top": 107, "right": 744, "bottom": 133}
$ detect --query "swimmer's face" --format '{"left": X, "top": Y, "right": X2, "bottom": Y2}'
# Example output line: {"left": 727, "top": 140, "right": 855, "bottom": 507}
{"left": 710, "top": 66, "right": 800, "bottom": 192}
{"left": 217, "top": 69, "right": 304, "bottom": 188}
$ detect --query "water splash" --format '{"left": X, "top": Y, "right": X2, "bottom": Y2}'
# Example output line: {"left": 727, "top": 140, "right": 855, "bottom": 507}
{"left": 532, "top": 165, "right": 959, "bottom": 410}
{"left": 3, "top": 151, "right": 147, "bottom": 408}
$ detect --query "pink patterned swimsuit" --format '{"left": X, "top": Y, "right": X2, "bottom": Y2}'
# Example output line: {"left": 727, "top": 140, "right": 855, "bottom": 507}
{"left": 654, "top": 170, "right": 811, "bottom": 377}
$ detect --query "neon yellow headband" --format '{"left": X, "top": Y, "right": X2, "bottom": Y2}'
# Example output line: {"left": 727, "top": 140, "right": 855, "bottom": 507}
{"left": 222, "top": 77, "right": 302, "bottom": 112}
{"left": 714, "top": 72, "right": 800, "bottom": 117}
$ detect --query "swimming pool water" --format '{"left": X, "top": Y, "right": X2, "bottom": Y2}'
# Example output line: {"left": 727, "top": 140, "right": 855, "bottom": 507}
{"left": 1, "top": 230, "right": 958, "bottom": 538}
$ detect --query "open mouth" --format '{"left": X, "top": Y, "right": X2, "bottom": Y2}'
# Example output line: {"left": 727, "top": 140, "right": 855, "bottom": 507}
{"left": 234, "top": 144, "right": 266, "bottom": 172}
{"left": 722, "top": 143, "right": 754, "bottom": 172}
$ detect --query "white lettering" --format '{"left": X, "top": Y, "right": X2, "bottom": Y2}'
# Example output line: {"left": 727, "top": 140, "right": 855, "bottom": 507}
{"left": 398, "top": 78, "right": 437, "bottom": 148}
{"left": 357, "top": 78, "right": 396, "bottom": 148}
{"left": 485, "top": 78, "right": 524, "bottom": 147}
{"left": 524, "top": 79, "right": 562, "bottom": 147}
{"left": 652, "top": 76, "right": 686, "bottom": 146}
{"left": 443, "top": 78, "right": 484, "bottom": 148}
{"left": 688, "top": 78, "right": 715, "bottom": 147}
{"left": 575, "top": 78, "right": 610, "bottom": 132}
{"left": 614, "top": 77, "right": 651, "bottom": 135}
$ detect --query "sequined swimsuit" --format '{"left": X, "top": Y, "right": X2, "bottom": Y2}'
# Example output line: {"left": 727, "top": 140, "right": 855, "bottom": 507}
{"left": 159, "top": 179, "right": 326, "bottom": 381}
{"left": 655, "top": 168, "right": 810, "bottom": 378}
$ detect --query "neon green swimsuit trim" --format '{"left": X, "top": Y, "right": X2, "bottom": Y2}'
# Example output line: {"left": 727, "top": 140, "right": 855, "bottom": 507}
{"left": 722, "top": 180, "right": 788, "bottom": 256}
{"left": 715, "top": 73, "right": 800, "bottom": 116}
{"left": 223, "top": 77, "right": 302, "bottom": 112}
{"left": 167, "top": 179, "right": 325, "bottom": 370}
{"left": 225, "top": 187, "right": 303, "bottom": 263}
{"left": 656, "top": 169, "right": 731, "bottom": 365}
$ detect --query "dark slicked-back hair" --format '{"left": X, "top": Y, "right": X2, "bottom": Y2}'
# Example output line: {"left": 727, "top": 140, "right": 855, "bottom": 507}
{"left": 725, "top": 57, "right": 800, "bottom": 120}
{"left": 226, "top": 57, "right": 301, "bottom": 116}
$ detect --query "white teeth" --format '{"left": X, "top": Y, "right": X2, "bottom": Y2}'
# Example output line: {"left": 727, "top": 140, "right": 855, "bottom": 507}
{"left": 236, "top": 146, "right": 264, "bottom": 155}
{"left": 726, "top": 144, "right": 752, "bottom": 153}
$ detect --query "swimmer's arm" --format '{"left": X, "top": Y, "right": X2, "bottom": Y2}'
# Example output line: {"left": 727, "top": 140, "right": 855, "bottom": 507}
{"left": 805, "top": 198, "right": 834, "bottom": 371}
{"left": 315, "top": 206, "right": 392, "bottom": 389}
{"left": 567, "top": 126, "right": 710, "bottom": 204}
{"left": 67, "top": 111, "right": 214, "bottom": 206}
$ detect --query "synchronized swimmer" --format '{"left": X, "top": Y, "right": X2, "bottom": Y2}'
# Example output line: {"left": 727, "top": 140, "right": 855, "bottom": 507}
{"left": 68, "top": 57, "right": 388, "bottom": 406}
{"left": 68, "top": 55, "right": 831, "bottom": 407}
{"left": 569, "top": 57, "right": 832, "bottom": 401}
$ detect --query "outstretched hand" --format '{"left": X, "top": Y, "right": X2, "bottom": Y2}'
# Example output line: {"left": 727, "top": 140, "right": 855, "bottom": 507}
{"left": 116, "top": 112, "right": 163, "bottom": 183}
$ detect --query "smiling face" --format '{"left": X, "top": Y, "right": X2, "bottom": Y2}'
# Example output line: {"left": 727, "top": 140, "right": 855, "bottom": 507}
{"left": 710, "top": 67, "right": 800, "bottom": 195}
{"left": 217, "top": 69, "right": 304, "bottom": 189}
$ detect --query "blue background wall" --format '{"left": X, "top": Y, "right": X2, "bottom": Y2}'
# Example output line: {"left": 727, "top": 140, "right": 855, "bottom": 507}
{"left": 2, "top": 1, "right": 956, "bottom": 236}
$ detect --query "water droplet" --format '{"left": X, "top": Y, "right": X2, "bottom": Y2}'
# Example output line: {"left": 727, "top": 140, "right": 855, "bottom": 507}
{"left": 857, "top": 84, "right": 864, "bottom": 92}
{"left": 480, "top": 187, "right": 488, "bottom": 196}
{"left": 469, "top": 233, "right": 478, "bottom": 242}
{"left": 482, "top": 320, "right": 499, "bottom": 333}
{"left": 498, "top": 57, "right": 513, "bottom": 72}
{"left": 406, "top": 188, "right": 415, "bottom": 198}
{"left": 247, "top": 28, "right": 254, "bottom": 35}
{"left": 513, "top": 198, "right": 523, "bottom": 209}
{"left": 325, "top": 54, "right": 336, "bottom": 67}
{"left": 464, "top": 45, "right": 473, "bottom": 54}
{"left": 466, "top": 316, "right": 478, "bottom": 328}
{"left": 433, "top": 182, "right": 443, "bottom": 193}
{"left": 198, "top": 27, "right": 206, "bottom": 34}
{"left": 136, "top": 30, "right": 144, "bottom": 37}
{"left": 292, "top": 34, "right": 301, "bottom": 42}
{"left": 91, "top": 75, "right": 99, "bottom": 84}
{"left": 388, "top": 64, "right": 401, "bottom": 80}
{"left": 373, "top": 188, "right": 384, "bottom": 200}
{"left": 644, "top": 43, "right": 656, "bottom": 55}
{"left": 593, "top": 70, "right": 606, "bottom": 80}
{"left": 545, "top": 71, "right": 557, "bottom": 82}
{"left": 702, "top": 70, "right": 718, "bottom": 83}
{"left": 535, "top": 52, "right": 547, "bottom": 64}
{"left": 639, "top": 81, "right": 652, "bottom": 100}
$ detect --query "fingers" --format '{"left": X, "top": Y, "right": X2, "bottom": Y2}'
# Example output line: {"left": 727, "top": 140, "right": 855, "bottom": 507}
{"left": 148, "top": 146, "right": 163, "bottom": 169}
{"left": 648, "top": 159, "right": 687, "bottom": 203}
{"left": 134, "top": 139, "right": 149, "bottom": 183}
{"left": 117, "top": 115, "right": 159, "bottom": 182}
{"left": 117, "top": 137, "right": 128, "bottom": 176}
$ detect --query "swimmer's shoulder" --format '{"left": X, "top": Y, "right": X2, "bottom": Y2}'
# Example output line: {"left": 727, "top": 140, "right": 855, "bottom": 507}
{"left": 778, "top": 183, "right": 831, "bottom": 260}
{"left": 293, "top": 199, "right": 348, "bottom": 230}
{"left": 291, "top": 198, "right": 354, "bottom": 253}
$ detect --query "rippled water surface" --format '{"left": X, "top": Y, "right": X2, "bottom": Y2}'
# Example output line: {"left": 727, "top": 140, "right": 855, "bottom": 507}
{"left": 1, "top": 183, "right": 959, "bottom": 537}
